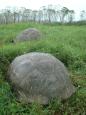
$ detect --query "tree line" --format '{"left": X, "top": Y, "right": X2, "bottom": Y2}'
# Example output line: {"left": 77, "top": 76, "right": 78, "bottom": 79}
{"left": 0, "top": 5, "right": 86, "bottom": 24}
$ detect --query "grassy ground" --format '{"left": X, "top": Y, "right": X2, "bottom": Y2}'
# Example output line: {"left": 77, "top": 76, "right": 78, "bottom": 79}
{"left": 0, "top": 22, "right": 86, "bottom": 115}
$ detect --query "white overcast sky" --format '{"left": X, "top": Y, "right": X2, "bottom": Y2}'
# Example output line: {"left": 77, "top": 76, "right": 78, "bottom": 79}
{"left": 0, "top": 0, "right": 86, "bottom": 19}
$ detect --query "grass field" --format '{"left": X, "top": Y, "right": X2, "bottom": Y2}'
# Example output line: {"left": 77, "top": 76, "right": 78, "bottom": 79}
{"left": 0, "top": 22, "right": 86, "bottom": 115}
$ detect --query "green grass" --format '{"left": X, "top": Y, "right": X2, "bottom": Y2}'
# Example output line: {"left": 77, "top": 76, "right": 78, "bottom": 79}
{"left": 0, "top": 22, "right": 86, "bottom": 114}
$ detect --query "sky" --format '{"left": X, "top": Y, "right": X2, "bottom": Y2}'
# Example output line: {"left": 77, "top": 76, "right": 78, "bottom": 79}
{"left": 0, "top": 0, "right": 86, "bottom": 19}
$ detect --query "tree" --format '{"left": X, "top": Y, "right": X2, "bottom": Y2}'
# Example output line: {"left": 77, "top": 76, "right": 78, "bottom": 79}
{"left": 60, "top": 7, "right": 69, "bottom": 23}
{"left": 38, "top": 10, "right": 43, "bottom": 23}
{"left": 68, "top": 10, "right": 75, "bottom": 23}
{"left": 0, "top": 5, "right": 76, "bottom": 24}
{"left": 0, "top": 12, "right": 5, "bottom": 24}
{"left": 22, "top": 9, "right": 31, "bottom": 22}
{"left": 47, "top": 8, "right": 56, "bottom": 23}
{"left": 32, "top": 10, "right": 38, "bottom": 22}
{"left": 80, "top": 10, "right": 86, "bottom": 21}
{"left": 41, "top": 6, "right": 47, "bottom": 22}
